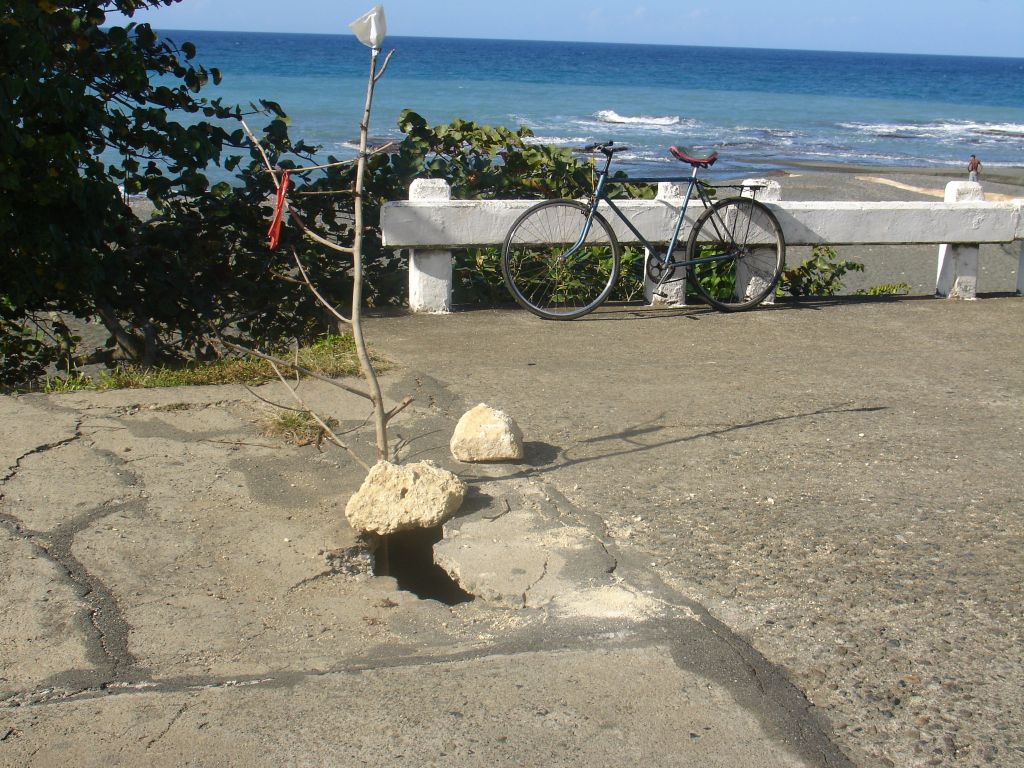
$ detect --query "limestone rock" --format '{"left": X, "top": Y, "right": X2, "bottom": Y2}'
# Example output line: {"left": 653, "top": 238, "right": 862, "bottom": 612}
{"left": 344, "top": 460, "right": 466, "bottom": 535}
{"left": 450, "top": 403, "right": 524, "bottom": 462}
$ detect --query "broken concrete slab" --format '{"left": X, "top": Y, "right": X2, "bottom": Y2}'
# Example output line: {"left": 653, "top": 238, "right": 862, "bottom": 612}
{"left": 434, "top": 480, "right": 647, "bottom": 615}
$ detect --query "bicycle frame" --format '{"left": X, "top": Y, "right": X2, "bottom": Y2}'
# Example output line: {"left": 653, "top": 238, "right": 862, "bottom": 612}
{"left": 569, "top": 150, "right": 754, "bottom": 275}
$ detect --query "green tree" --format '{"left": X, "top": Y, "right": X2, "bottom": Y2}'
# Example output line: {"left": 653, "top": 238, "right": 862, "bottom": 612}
{"left": 0, "top": 0, "right": 331, "bottom": 386}
{"left": 0, "top": 1, "right": 654, "bottom": 389}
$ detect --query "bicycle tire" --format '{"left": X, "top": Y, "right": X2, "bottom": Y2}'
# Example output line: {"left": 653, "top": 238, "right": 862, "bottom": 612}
{"left": 501, "top": 199, "right": 620, "bottom": 320}
{"left": 686, "top": 197, "right": 785, "bottom": 311}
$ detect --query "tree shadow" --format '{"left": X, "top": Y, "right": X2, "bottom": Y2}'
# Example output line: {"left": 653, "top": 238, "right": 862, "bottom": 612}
{"left": 522, "top": 403, "right": 889, "bottom": 475}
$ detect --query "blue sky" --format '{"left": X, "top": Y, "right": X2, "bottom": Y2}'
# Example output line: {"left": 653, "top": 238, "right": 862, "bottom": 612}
{"left": 106, "top": 0, "right": 1024, "bottom": 58}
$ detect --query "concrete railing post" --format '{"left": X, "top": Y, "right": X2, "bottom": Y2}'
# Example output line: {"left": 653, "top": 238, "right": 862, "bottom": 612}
{"left": 644, "top": 181, "right": 689, "bottom": 306}
{"left": 742, "top": 179, "right": 783, "bottom": 305}
{"left": 1018, "top": 241, "right": 1024, "bottom": 297}
{"left": 936, "top": 181, "right": 984, "bottom": 300}
{"left": 408, "top": 179, "right": 453, "bottom": 313}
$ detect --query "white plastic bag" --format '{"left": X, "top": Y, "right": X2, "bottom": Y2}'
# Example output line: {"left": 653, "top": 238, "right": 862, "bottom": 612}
{"left": 349, "top": 5, "right": 387, "bottom": 48}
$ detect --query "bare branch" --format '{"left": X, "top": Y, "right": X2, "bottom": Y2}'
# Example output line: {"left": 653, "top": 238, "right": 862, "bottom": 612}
{"left": 373, "top": 49, "right": 396, "bottom": 83}
{"left": 290, "top": 142, "right": 398, "bottom": 182}
{"left": 267, "top": 360, "right": 370, "bottom": 472}
{"left": 238, "top": 118, "right": 280, "bottom": 189}
{"left": 286, "top": 158, "right": 356, "bottom": 173}
{"left": 384, "top": 395, "right": 414, "bottom": 424}
{"left": 243, "top": 384, "right": 306, "bottom": 413}
{"left": 200, "top": 439, "right": 281, "bottom": 449}
{"left": 294, "top": 189, "right": 351, "bottom": 197}
{"left": 291, "top": 247, "right": 352, "bottom": 326}
{"left": 217, "top": 338, "right": 373, "bottom": 402}
{"left": 287, "top": 208, "right": 356, "bottom": 255}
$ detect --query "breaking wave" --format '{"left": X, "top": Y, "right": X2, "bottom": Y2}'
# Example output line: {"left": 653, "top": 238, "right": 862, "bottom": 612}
{"left": 837, "top": 120, "right": 1024, "bottom": 143}
{"left": 594, "top": 110, "right": 687, "bottom": 127}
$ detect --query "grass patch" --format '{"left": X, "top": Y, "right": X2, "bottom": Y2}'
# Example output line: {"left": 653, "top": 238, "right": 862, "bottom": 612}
{"left": 41, "top": 372, "right": 96, "bottom": 393}
{"left": 41, "top": 334, "right": 381, "bottom": 392}
{"left": 855, "top": 282, "right": 913, "bottom": 296}
{"left": 260, "top": 410, "right": 341, "bottom": 446}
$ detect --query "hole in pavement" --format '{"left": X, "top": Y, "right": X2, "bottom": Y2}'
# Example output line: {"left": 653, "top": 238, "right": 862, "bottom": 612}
{"left": 376, "top": 525, "right": 473, "bottom": 606}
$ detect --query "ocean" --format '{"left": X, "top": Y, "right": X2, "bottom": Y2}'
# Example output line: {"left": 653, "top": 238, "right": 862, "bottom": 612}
{"left": 155, "top": 30, "right": 1024, "bottom": 178}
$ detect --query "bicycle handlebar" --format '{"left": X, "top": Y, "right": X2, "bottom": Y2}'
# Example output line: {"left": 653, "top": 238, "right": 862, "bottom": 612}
{"left": 576, "top": 141, "right": 630, "bottom": 155}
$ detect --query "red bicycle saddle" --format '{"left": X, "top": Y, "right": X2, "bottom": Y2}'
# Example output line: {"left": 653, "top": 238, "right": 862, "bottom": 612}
{"left": 669, "top": 146, "right": 718, "bottom": 168}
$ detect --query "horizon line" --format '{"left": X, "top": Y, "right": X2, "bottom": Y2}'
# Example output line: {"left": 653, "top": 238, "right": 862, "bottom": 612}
{"left": 116, "top": 26, "right": 1024, "bottom": 62}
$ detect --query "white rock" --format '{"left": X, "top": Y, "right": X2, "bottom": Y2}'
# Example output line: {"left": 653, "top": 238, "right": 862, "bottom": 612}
{"left": 344, "top": 460, "right": 466, "bottom": 535}
{"left": 450, "top": 403, "right": 524, "bottom": 462}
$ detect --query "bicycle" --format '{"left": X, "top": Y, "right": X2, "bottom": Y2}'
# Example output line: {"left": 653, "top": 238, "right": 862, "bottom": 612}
{"left": 500, "top": 141, "right": 786, "bottom": 320}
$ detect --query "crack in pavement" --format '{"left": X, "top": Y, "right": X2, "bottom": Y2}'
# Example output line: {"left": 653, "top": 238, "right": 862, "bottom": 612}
{"left": 39, "top": 500, "right": 146, "bottom": 681}
{"left": 0, "top": 416, "right": 84, "bottom": 489}
{"left": 521, "top": 557, "right": 549, "bottom": 607}
{"left": 1, "top": 431, "right": 147, "bottom": 688}
{"left": 0, "top": 613, "right": 856, "bottom": 768}
{"left": 145, "top": 703, "right": 187, "bottom": 750}
{"left": 0, "top": 627, "right": 658, "bottom": 708}
{"left": 0, "top": 500, "right": 147, "bottom": 687}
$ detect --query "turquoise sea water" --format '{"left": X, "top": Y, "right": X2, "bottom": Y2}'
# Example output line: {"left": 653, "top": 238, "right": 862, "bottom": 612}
{"left": 159, "top": 30, "right": 1024, "bottom": 178}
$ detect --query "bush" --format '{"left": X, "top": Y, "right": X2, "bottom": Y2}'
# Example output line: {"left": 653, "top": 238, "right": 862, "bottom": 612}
{"left": 779, "top": 245, "right": 864, "bottom": 297}
{"left": 1, "top": 4, "right": 654, "bottom": 387}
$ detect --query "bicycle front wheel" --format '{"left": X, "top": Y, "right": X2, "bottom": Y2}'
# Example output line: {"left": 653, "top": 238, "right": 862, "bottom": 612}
{"left": 501, "top": 200, "right": 620, "bottom": 320}
{"left": 686, "top": 197, "right": 785, "bottom": 311}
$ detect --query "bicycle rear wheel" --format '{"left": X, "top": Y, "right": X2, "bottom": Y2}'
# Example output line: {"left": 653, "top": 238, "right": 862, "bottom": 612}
{"left": 501, "top": 200, "right": 620, "bottom": 320}
{"left": 686, "top": 197, "right": 785, "bottom": 311}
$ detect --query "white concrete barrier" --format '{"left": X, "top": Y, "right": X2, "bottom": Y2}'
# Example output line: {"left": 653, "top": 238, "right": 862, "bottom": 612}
{"left": 936, "top": 181, "right": 985, "bottom": 300}
{"left": 381, "top": 180, "right": 1024, "bottom": 313}
{"left": 407, "top": 178, "right": 453, "bottom": 313}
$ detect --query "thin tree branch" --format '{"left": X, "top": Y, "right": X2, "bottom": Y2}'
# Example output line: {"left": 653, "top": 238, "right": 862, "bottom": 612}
{"left": 291, "top": 247, "right": 352, "bottom": 326}
{"left": 267, "top": 360, "right": 370, "bottom": 471}
{"left": 217, "top": 338, "right": 373, "bottom": 402}
{"left": 243, "top": 384, "right": 306, "bottom": 413}
{"left": 294, "top": 189, "right": 352, "bottom": 197}
{"left": 288, "top": 208, "right": 356, "bottom": 254}
{"left": 373, "top": 50, "right": 395, "bottom": 83}
{"left": 239, "top": 118, "right": 281, "bottom": 189}
{"left": 384, "top": 395, "right": 414, "bottom": 424}
{"left": 273, "top": 142, "right": 397, "bottom": 176}
{"left": 286, "top": 142, "right": 393, "bottom": 174}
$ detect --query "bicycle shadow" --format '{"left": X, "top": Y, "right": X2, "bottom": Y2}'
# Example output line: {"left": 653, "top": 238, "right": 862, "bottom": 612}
{"left": 553, "top": 292, "right": 951, "bottom": 322}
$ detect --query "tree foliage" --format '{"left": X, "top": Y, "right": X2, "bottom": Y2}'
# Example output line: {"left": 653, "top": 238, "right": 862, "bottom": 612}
{"left": 0, "top": 0, "right": 326, "bottom": 386}
{"left": 0, "top": 4, "right": 651, "bottom": 388}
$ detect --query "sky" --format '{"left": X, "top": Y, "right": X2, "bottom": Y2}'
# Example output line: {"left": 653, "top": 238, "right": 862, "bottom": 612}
{"left": 105, "top": 0, "right": 1024, "bottom": 58}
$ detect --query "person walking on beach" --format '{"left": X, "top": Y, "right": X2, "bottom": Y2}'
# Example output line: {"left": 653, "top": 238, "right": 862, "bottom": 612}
{"left": 968, "top": 154, "right": 982, "bottom": 182}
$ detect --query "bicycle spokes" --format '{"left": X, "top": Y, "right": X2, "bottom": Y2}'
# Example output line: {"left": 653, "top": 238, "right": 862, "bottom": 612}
{"left": 686, "top": 198, "right": 785, "bottom": 311}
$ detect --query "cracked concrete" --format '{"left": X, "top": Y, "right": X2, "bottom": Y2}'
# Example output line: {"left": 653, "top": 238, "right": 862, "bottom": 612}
{"left": 0, "top": 373, "right": 849, "bottom": 767}
{"left": 365, "top": 298, "right": 1024, "bottom": 768}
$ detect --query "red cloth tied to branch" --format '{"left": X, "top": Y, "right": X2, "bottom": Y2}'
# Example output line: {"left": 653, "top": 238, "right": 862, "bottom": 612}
{"left": 267, "top": 171, "right": 290, "bottom": 249}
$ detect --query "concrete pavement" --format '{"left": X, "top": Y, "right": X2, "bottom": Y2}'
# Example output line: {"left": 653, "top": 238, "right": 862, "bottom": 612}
{"left": 1, "top": 361, "right": 846, "bottom": 766}
{"left": 3, "top": 295, "right": 1022, "bottom": 767}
